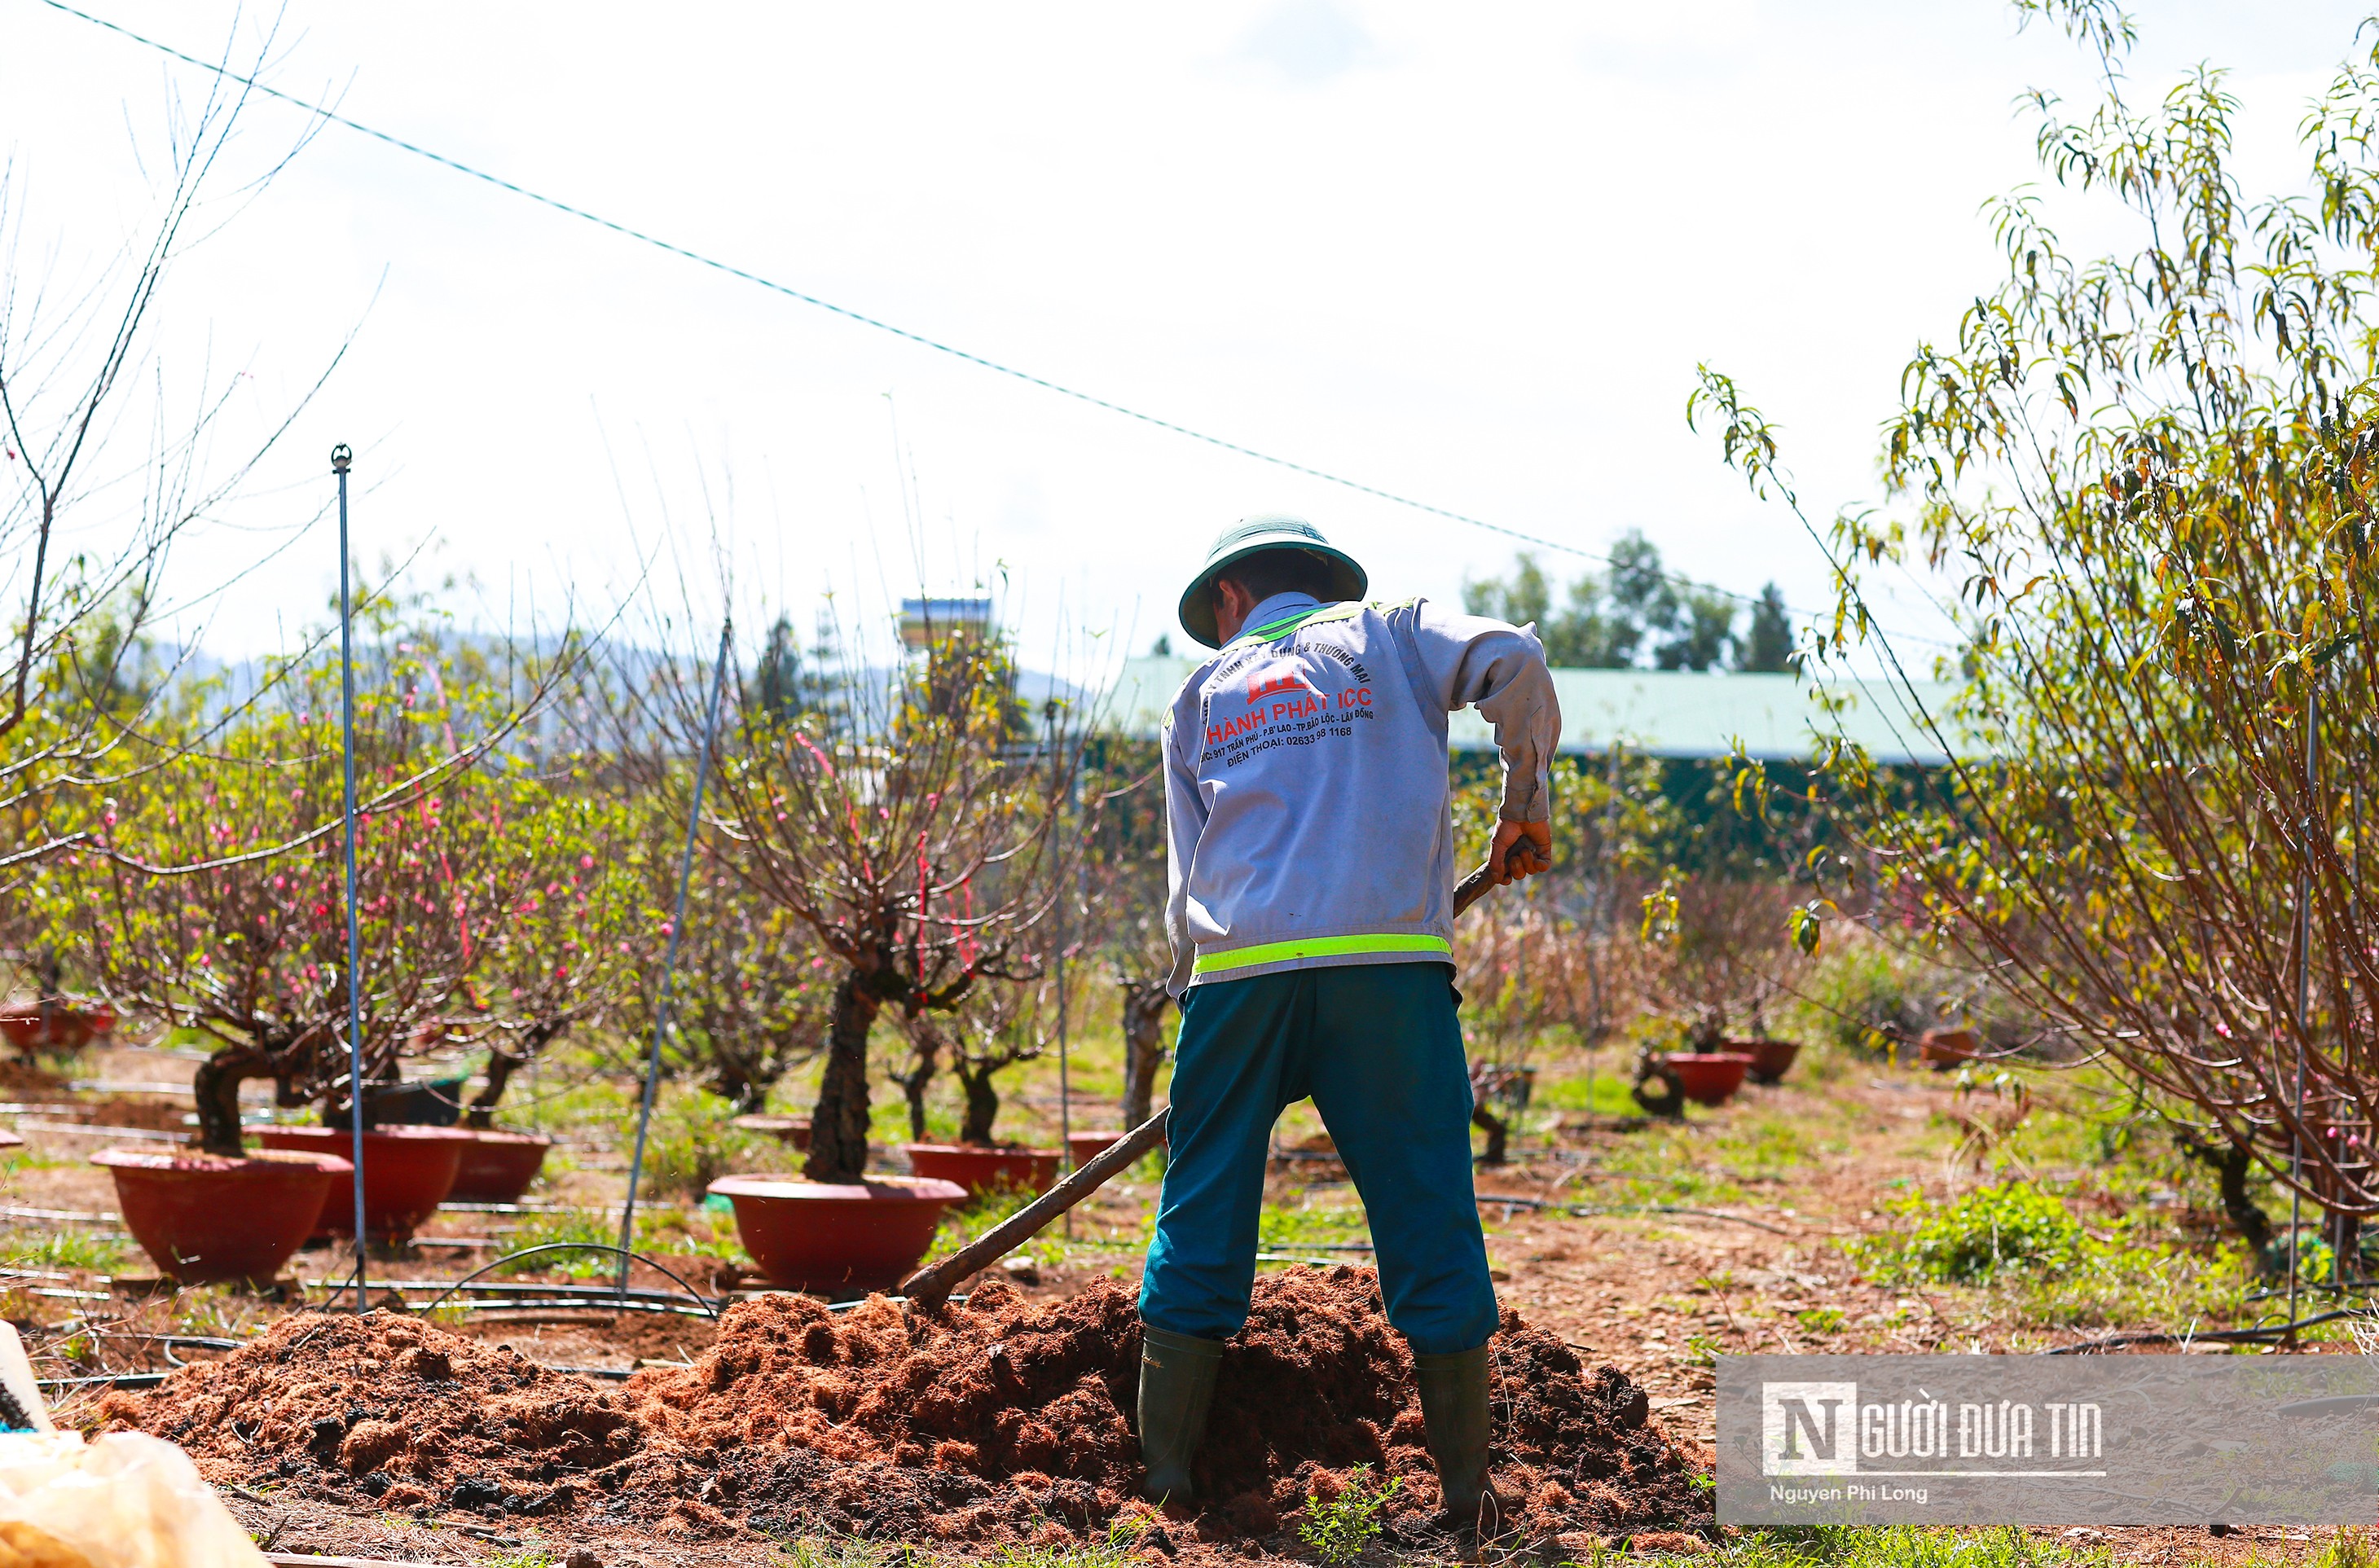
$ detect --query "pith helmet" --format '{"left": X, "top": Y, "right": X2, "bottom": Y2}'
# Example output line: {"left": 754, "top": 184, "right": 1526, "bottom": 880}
{"left": 1176, "top": 515, "right": 1368, "bottom": 649}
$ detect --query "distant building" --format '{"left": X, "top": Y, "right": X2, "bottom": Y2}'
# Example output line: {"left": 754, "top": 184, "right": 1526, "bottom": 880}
{"left": 899, "top": 597, "right": 994, "bottom": 649}
{"left": 1097, "top": 658, "right": 1968, "bottom": 765}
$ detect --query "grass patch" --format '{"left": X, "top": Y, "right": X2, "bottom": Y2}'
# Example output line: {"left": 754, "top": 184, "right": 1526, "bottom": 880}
{"left": 3, "top": 1228, "right": 128, "bottom": 1273}
{"left": 498, "top": 1208, "right": 618, "bottom": 1278}
{"left": 1260, "top": 1191, "right": 1370, "bottom": 1250}
{"left": 986, "top": 1517, "right": 1151, "bottom": 1568}
{"left": 1686, "top": 1525, "right": 2117, "bottom": 1568}
{"left": 640, "top": 1091, "right": 765, "bottom": 1201}
{"left": 1851, "top": 1179, "right": 2254, "bottom": 1336}
{"left": 646, "top": 1206, "right": 749, "bottom": 1265}
{"left": 1532, "top": 1063, "right": 1646, "bottom": 1118}
{"left": 1582, "top": 1125, "right": 1749, "bottom": 1207}
{"left": 1710, "top": 1109, "right": 1827, "bottom": 1181}
{"left": 1865, "top": 1184, "right": 2085, "bottom": 1285}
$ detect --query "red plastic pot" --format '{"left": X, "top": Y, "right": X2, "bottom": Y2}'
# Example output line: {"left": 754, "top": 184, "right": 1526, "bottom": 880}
{"left": 0, "top": 1002, "right": 110, "bottom": 1055}
{"left": 1066, "top": 1130, "right": 1124, "bottom": 1166}
{"left": 903, "top": 1143, "right": 1058, "bottom": 1198}
{"left": 1661, "top": 1052, "right": 1753, "bottom": 1107}
{"left": 254, "top": 1126, "right": 468, "bottom": 1243}
{"left": 732, "top": 1114, "right": 812, "bottom": 1151}
{"left": 707, "top": 1174, "right": 967, "bottom": 1294}
{"left": 1920, "top": 1027, "right": 1980, "bottom": 1069}
{"left": 93, "top": 1147, "right": 350, "bottom": 1285}
{"left": 1730, "top": 1039, "right": 1802, "bottom": 1085}
{"left": 444, "top": 1130, "right": 553, "bottom": 1204}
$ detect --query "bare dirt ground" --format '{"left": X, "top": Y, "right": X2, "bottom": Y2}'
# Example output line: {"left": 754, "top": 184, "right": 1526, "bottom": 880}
{"left": 0, "top": 1037, "right": 2345, "bottom": 1566}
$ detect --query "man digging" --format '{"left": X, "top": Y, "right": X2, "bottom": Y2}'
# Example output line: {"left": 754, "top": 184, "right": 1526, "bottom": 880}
{"left": 1138, "top": 515, "right": 1559, "bottom": 1535}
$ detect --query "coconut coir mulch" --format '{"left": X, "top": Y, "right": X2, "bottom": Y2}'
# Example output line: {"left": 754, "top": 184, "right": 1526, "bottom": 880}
{"left": 99, "top": 1267, "right": 1707, "bottom": 1548}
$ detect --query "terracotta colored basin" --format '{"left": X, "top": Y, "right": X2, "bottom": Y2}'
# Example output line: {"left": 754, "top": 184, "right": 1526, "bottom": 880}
{"left": 1921, "top": 1027, "right": 1981, "bottom": 1068}
{"left": 707, "top": 1174, "right": 966, "bottom": 1295}
{"left": 903, "top": 1143, "right": 1059, "bottom": 1198}
{"left": 93, "top": 1147, "right": 350, "bottom": 1285}
{"left": 0, "top": 1004, "right": 111, "bottom": 1054}
{"left": 445, "top": 1130, "right": 553, "bottom": 1204}
{"left": 1732, "top": 1039, "right": 1802, "bottom": 1085}
{"left": 1661, "top": 1052, "right": 1753, "bottom": 1107}
{"left": 254, "top": 1126, "right": 469, "bottom": 1243}
{"left": 1066, "top": 1130, "right": 1126, "bottom": 1167}
{"left": 732, "top": 1114, "right": 812, "bottom": 1151}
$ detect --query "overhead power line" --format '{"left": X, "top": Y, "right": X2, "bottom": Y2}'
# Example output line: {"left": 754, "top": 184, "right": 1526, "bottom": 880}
{"left": 45, "top": 0, "right": 1946, "bottom": 646}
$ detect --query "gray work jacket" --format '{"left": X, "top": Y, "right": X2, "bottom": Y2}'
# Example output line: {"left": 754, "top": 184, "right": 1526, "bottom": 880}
{"left": 1161, "top": 591, "right": 1559, "bottom": 996}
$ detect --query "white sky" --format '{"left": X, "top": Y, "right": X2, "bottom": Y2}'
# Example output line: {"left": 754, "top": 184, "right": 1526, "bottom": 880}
{"left": 3, "top": 1, "right": 2371, "bottom": 681}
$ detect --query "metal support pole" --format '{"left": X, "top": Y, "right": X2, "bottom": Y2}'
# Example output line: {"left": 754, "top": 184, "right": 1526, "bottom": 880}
{"left": 332, "top": 445, "right": 367, "bottom": 1313}
{"left": 1053, "top": 720, "right": 1075, "bottom": 1237}
{"left": 2289, "top": 685, "right": 2320, "bottom": 1331}
{"left": 618, "top": 620, "right": 733, "bottom": 1296}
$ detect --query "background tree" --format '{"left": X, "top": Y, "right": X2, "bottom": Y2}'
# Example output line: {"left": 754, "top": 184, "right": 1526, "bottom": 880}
{"left": 1738, "top": 585, "right": 1796, "bottom": 673}
{"left": 1694, "top": 0, "right": 2379, "bottom": 1248}
{"left": 460, "top": 778, "right": 644, "bottom": 1127}
{"left": 688, "top": 614, "right": 1080, "bottom": 1184}
{"left": 613, "top": 826, "right": 829, "bottom": 1114}
{"left": 1462, "top": 531, "right": 1741, "bottom": 670}
{"left": 37, "top": 622, "right": 547, "bottom": 1153}
{"left": 0, "top": 51, "right": 341, "bottom": 905}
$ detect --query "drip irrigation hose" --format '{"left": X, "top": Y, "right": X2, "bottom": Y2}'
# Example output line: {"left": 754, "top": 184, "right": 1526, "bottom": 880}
{"left": 2043, "top": 1307, "right": 2367, "bottom": 1354}
{"left": 416, "top": 1245, "right": 721, "bottom": 1320}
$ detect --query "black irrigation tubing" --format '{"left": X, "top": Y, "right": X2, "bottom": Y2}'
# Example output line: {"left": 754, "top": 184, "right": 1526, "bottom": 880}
{"left": 2043, "top": 1307, "right": 2368, "bottom": 1355}
{"left": 41, "top": 1371, "right": 165, "bottom": 1390}
{"left": 2246, "top": 1280, "right": 2379, "bottom": 1303}
{"left": 434, "top": 1298, "right": 715, "bottom": 1320}
{"left": 416, "top": 1245, "right": 720, "bottom": 1320}
{"left": 309, "top": 1277, "right": 694, "bottom": 1305}
{"left": 39, "top": 1361, "right": 642, "bottom": 1392}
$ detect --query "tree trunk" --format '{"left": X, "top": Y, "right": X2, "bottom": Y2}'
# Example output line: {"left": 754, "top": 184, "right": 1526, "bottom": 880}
{"left": 1471, "top": 1104, "right": 1509, "bottom": 1166}
{"left": 954, "top": 1062, "right": 1001, "bottom": 1147}
{"left": 2179, "top": 1132, "right": 2275, "bottom": 1268}
{"left": 2327, "top": 1206, "right": 2363, "bottom": 1283}
{"left": 1119, "top": 982, "right": 1170, "bottom": 1127}
{"left": 805, "top": 970, "right": 881, "bottom": 1184}
{"left": 895, "top": 1017, "right": 944, "bottom": 1141}
{"left": 193, "top": 1044, "right": 272, "bottom": 1157}
{"left": 466, "top": 1043, "right": 527, "bottom": 1131}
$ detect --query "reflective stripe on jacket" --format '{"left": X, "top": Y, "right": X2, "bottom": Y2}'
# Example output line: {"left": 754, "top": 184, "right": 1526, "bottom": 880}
{"left": 1161, "top": 591, "right": 1559, "bottom": 995}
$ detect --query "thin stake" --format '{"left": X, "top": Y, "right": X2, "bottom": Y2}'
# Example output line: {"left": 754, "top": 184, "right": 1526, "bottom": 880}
{"left": 333, "top": 444, "right": 367, "bottom": 1313}
{"left": 1048, "top": 709, "right": 1078, "bottom": 1235}
{"left": 618, "top": 620, "right": 733, "bottom": 1296}
{"left": 2289, "top": 684, "right": 2320, "bottom": 1334}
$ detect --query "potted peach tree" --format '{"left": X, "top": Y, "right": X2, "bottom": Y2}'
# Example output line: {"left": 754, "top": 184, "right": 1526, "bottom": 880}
{"left": 691, "top": 613, "right": 1081, "bottom": 1292}
{"left": 48, "top": 633, "right": 541, "bottom": 1269}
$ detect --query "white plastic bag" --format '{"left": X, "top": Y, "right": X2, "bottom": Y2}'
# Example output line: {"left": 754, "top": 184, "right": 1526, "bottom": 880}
{"left": 0, "top": 1431, "right": 266, "bottom": 1568}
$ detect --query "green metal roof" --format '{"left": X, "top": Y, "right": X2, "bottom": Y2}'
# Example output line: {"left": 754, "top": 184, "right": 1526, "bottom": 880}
{"left": 1097, "top": 658, "right": 1967, "bottom": 764}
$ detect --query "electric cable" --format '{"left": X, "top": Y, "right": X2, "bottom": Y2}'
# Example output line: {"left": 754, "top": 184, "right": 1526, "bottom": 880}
{"left": 38, "top": 0, "right": 1939, "bottom": 642}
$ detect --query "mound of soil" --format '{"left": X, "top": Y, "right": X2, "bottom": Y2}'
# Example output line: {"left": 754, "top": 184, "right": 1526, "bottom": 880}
{"left": 101, "top": 1267, "right": 1706, "bottom": 1547}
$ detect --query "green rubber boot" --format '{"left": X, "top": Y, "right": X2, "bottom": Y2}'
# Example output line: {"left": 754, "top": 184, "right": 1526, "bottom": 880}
{"left": 1137, "top": 1324, "right": 1224, "bottom": 1504}
{"left": 1414, "top": 1345, "right": 1501, "bottom": 1534}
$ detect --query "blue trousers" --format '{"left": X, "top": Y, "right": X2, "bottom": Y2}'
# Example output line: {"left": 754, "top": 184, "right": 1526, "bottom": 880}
{"left": 1137, "top": 962, "right": 1499, "bottom": 1355}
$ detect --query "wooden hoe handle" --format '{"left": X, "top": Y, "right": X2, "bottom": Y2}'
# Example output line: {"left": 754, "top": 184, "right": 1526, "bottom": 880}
{"left": 897, "top": 845, "right": 1523, "bottom": 1311}
{"left": 900, "top": 1109, "right": 1172, "bottom": 1310}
